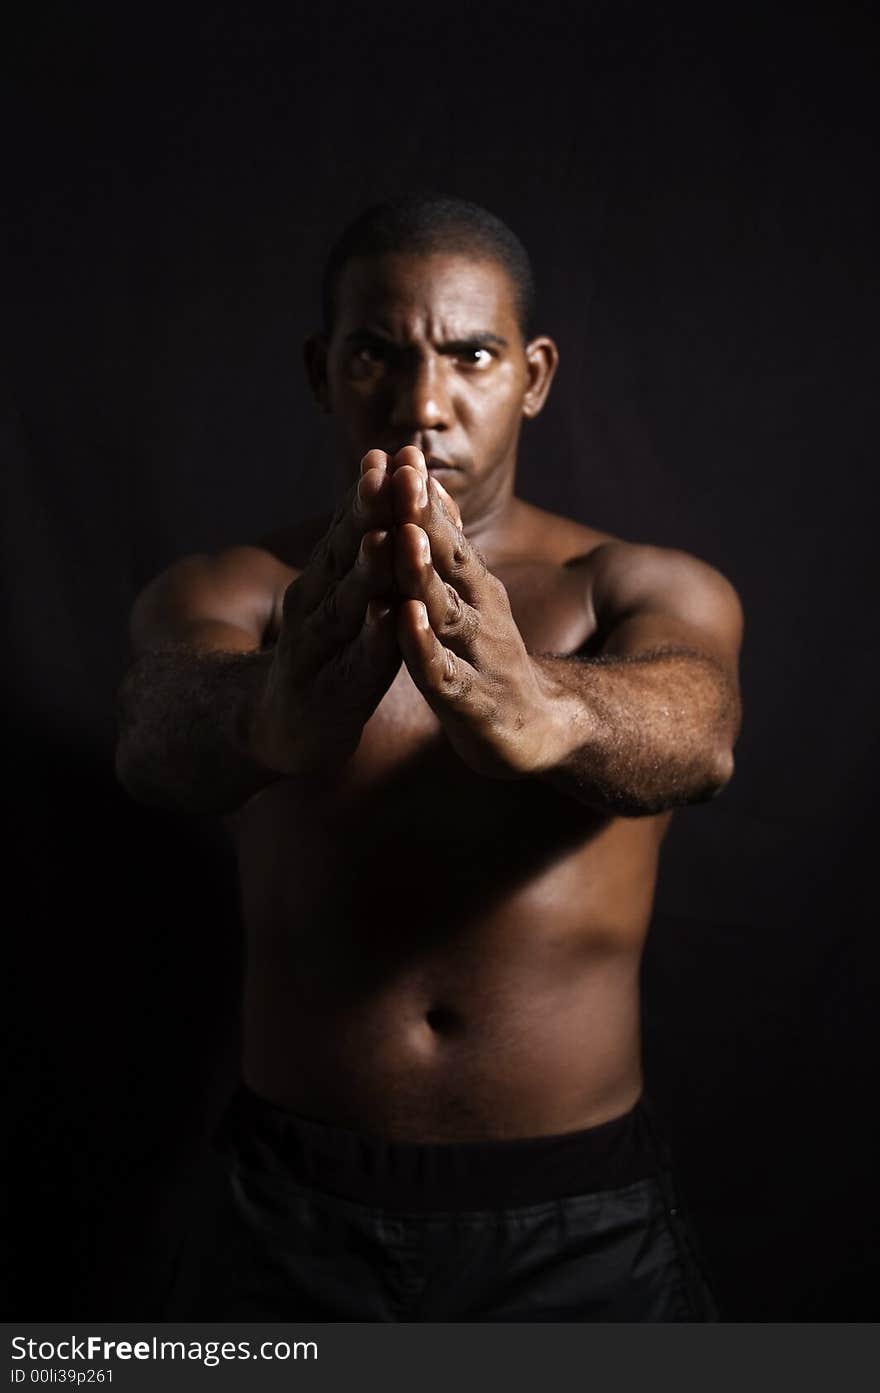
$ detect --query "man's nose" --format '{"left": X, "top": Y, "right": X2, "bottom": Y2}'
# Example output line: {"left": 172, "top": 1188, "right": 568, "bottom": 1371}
{"left": 388, "top": 358, "right": 451, "bottom": 433}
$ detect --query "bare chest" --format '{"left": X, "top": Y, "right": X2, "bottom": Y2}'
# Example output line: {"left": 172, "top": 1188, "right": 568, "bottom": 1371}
{"left": 235, "top": 555, "right": 617, "bottom": 938}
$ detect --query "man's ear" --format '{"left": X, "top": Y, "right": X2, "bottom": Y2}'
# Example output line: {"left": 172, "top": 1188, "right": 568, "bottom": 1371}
{"left": 521, "top": 336, "right": 559, "bottom": 420}
{"left": 303, "top": 334, "right": 331, "bottom": 414}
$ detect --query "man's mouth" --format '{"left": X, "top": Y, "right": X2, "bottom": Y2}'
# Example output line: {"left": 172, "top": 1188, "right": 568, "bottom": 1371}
{"left": 426, "top": 458, "right": 459, "bottom": 472}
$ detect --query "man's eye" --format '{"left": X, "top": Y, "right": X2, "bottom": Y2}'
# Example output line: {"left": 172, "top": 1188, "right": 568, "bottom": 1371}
{"left": 460, "top": 347, "right": 493, "bottom": 368}
{"left": 347, "top": 344, "right": 388, "bottom": 379}
{"left": 352, "top": 345, "right": 384, "bottom": 365}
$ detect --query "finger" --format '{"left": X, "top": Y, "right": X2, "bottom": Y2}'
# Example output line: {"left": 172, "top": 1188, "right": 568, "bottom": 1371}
{"left": 390, "top": 461, "right": 463, "bottom": 532}
{"left": 390, "top": 459, "right": 429, "bottom": 527}
{"left": 432, "top": 476, "right": 463, "bottom": 529}
{"left": 295, "top": 529, "right": 394, "bottom": 673}
{"left": 394, "top": 523, "right": 481, "bottom": 660}
{"left": 396, "top": 600, "right": 482, "bottom": 718}
{"left": 346, "top": 457, "right": 395, "bottom": 551}
{"left": 306, "top": 601, "right": 401, "bottom": 759}
{"left": 332, "top": 599, "right": 402, "bottom": 712}
{"left": 361, "top": 448, "right": 390, "bottom": 477}
{"left": 298, "top": 461, "right": 393, "bottom": 613}
{"left": 386, "top": 448, "right": 460, "bottom": 529}
{"left": 389, "top": 445, "right": 428, "bottom": 475}
{"left": 418, "top": 477, "right": 494, "bottom": 607}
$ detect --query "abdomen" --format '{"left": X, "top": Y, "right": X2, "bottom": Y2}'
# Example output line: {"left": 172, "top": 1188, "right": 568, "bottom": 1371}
{"left": 234, "top": 753, "right": 668, "bottom": 1140}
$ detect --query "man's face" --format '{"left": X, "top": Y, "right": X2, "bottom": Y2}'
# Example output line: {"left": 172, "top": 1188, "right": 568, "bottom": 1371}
{"left": 310, "top": 251, "right": 556, "bottom": 525}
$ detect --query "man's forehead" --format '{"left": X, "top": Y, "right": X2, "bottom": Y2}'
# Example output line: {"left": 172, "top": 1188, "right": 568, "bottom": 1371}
{"left": 332, "top": 251, "right": 520, "bottom": 335}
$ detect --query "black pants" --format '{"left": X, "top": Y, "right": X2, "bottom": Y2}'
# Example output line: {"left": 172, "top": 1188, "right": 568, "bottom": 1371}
{"left": 165, "top": 1086, "right": 718, "bottom": 1322}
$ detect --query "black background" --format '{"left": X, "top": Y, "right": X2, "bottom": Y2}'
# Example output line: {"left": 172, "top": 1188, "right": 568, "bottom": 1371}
{"left": 3, "top": 1, "right": 877, "bottom": 1320}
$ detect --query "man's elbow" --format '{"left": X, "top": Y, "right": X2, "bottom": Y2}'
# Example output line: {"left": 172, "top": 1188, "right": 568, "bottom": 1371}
{"left": 115, "top": 737, "right": 255, "bottom": 815}
{"left": 625, "top": 746, "right": 735, "bottom": 815}
{"left": 114, "top": 739, "right": 172, "bottom": 810}
{"left": 115, "top": 737, "right": 190, "bottom": 812}
{"left": 690, "top": 745, "right": 736, "bottom": 804}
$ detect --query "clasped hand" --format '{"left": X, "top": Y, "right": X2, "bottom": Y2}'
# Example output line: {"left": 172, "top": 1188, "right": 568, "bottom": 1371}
{"left": 256, "top": 446, "right": 560, "bottom": 779}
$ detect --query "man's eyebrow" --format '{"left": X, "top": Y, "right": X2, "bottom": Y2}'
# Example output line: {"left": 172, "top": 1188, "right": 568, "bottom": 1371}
{"left": 441, "top": 332, "right": 509, "bottom": 350}
{"left": 342, "top": 329, "right": 510, "bottom": 349}
{"left": 342, "top": 328, "right": 394, "bottom": 345}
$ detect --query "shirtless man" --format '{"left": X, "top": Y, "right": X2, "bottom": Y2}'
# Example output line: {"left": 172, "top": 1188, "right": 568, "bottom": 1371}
{"left": 115, "top": 195, "right": 742, "bottom": 1322}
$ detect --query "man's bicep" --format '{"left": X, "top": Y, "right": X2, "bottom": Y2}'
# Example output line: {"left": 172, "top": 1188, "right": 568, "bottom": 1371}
{"left": 129, "top": 547, "right": 289, "bottom": 655}
{"left": 584, "top": 542, "right": 744, "bottom": 673}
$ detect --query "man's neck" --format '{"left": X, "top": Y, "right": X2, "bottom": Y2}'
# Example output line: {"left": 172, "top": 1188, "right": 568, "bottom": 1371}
{"left": 461, "top": 482, "right": 520, "bottom": 557}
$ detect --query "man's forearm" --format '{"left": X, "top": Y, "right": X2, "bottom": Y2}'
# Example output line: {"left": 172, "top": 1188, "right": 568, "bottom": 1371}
{"left": 531, "top": 647, "right": 740, "bottom": 816}
{"left": 115, "top": 646, "right": 280, "bottom": 814}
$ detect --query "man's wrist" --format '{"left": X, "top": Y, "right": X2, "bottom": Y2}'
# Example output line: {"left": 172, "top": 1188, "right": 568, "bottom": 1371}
{"left": 527, "top": 656, "right": 595, "bottom": 775}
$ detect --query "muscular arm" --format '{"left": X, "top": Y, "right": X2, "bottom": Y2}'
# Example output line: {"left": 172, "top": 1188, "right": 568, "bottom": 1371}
{"left": 115, "top": 549, "right": 284, "bottom": 814}
{"left": 389, "top": 451, "right": 743, "bottom": 817}
{"left": 116, "top": 455, "right": 402, "bottom": 814}
{"left": 531, "top": 545, "right": 743, "bottom": 815}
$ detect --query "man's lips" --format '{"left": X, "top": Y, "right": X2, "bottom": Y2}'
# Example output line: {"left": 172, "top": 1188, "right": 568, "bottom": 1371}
{"left": 376, "top": 446, "right": 462, "bottom": 472}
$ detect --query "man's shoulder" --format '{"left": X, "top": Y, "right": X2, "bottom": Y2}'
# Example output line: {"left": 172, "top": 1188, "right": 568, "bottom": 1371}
{"left": 501, "top": 499, "right": 618, "bottom": 566}
{"left": 503, "top": 502, "right": 740, "bottom": 627}
{"left": 509, "top": 501, "right": 730, "bottom": 585}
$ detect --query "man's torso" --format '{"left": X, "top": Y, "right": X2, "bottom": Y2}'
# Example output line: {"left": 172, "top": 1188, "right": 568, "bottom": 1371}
{"left": 231, "top": 498, "right": 672, "bottom": 1140}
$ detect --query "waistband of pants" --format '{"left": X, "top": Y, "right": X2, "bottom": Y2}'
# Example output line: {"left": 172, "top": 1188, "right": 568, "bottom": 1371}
{"left": 218, "top": 1084, "right": 666, "bottom": 1211}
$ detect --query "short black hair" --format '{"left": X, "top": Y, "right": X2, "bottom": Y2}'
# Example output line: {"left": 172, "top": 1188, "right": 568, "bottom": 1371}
{"left": 321, "top": 194, "right": 536, "bottom": 340}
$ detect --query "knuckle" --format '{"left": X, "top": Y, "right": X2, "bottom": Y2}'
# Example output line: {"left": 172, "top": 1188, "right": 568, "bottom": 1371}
{"left": 309, "top": 534, "right": 334, "bottom": 575}
{"left": 441, "top": 648, "right": 460, "bottom": 688}
{"left": 435, "top": 579, "right": 480, "bottom": 645}
{"left": 318, "top": 582, "right": 341, "bottom": 628}
{"left": 437, "top": 649, "right": 473, "bottom": 702}
{"left": 424, "top": 644, "right": 455, "bottom": 692}
{"left": 451, "top": 540, "right": 469, "bottom": 571}
{"left": 441, "top": 584, "right": 464, "bottom": 630}
{"left": 360, "top": 530, "right": 388, "bottom": 576}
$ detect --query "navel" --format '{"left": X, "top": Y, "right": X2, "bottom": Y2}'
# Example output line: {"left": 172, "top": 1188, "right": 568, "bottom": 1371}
{"left": 424, "top": 1004, "right": 462, "bottom": 1034}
